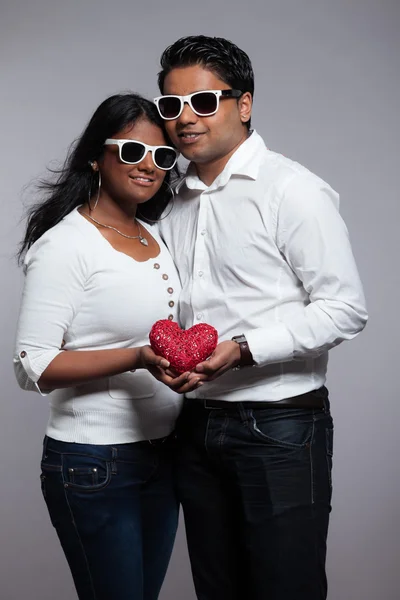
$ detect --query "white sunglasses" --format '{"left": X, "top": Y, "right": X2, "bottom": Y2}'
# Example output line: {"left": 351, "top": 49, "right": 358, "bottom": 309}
{"left": 104, "top": 139, "right": 178, "bottom": 170}
{"left": 154, "top": 89, "right": 243, "bottom": 120}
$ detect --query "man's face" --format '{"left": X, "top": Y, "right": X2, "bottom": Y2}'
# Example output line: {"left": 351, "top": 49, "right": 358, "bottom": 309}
{"left": 162, "top": 65, "right": 252, "bottom": 166}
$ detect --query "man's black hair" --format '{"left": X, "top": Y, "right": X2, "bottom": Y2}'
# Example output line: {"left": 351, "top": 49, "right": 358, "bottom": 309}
{"left": 158, "top": 35, "right": 254, "bottom": 129}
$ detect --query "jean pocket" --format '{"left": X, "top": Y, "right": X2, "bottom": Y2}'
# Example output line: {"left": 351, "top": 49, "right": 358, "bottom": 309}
{"left": 62, "top": 455, "right": 112, "bottom": 492}
{"left": 246, "top": 408, "right": 313, "bottom": 449}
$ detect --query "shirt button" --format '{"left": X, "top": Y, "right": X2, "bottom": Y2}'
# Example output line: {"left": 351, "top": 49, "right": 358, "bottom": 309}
{"left": 20, "top": 351, "right": 27, "bottom": 358}
{"left": 201, "top": 230, "right": 206, "bottom": 236}
{"left": 153, "top": 263, "right": 160, "bottom": 269}
{"left": 198, "top": 271, "right": 203, "bottom": 277}
{"left": 162, "top": 274, "right": 169, "bottom": 280}
{"left": 169, "top": 301, "right": 175, "bottom": 307}
{"left": 197, "top": 313, "right": 203, "bottom": 320}
{"left": 167, "top": 287, "right": 174, "bottom": 294}
{"left": 168, "top": 314, "right": 174, "bottom": 320}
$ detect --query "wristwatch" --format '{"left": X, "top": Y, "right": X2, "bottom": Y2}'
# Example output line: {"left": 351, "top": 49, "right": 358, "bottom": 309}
{"left": 231, "top": 334, "right": 255, "bottom": 370}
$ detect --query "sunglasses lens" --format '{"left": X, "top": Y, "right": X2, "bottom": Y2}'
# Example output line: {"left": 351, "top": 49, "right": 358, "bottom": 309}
{"left": 159, "top": 97, "right": 182, "bottom": 119}
{"left": 154, "top": 148, "right": 177, "bottom": 170}
{"left": 120, "top": 142, "right": 145, "bottom": 163}
{"left": 191, "top": 92, "right": 218, "bottom": 115}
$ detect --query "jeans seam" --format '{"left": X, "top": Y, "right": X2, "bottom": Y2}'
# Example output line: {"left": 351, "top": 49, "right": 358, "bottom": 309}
{"left": 41, "top": 462, "right": 62, "bottom": 472}
{"left": 310, "top": 411, "right": 316, "bottom": 505}
{"left": 204, "top": 410, "right": 212, "bottom": 455}
{"left": 218, "top": 416, "right": 229, "bottom": 449}
{"left": 326, "top": 428, "right": 333, "bottom": 492}
{"left": 61, "top": 456, "right": 98, "bottom": 600}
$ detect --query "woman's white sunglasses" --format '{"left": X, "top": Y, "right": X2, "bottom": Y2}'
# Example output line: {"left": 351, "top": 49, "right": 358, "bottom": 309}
{"left": 153, "top": 89, "right": 243, "bottom": 120}
{"left": 104, "top": 139, "right": 178, "bottom": 170}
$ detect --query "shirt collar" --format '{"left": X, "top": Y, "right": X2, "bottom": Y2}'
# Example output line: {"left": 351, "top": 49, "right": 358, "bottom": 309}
{"left": 175, "top": 130, "right": 268, "bottom": 193}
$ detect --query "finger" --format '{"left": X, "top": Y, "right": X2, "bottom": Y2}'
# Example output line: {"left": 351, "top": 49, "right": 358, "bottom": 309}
{"left": 164, "top": 367, "right": 180, "bottom": 378}
{"left": 142, "top": 346, "right": 170, "bottom": 369}
{"left": 147, "top": 365, "right": 175, "bottom": 384}
{"left": 173, "top": 377, "right": 203, "bottom": 394}
{"left": 207, "top": 365, "right": 231, "bottom": 381}
{"left": 195, "top": 360, "right": 221, "bottom": 376}
{"left": 168, "top": 372, "right": 191, "bottom": 391}
{"left": 187, "top": 372, "right": 209, "bottom": 382}
{"left": 199, "top": 361, "right": 232, "bottom": 381}
{"left": 157, "top": 358, "right": 170, "bottom": 369}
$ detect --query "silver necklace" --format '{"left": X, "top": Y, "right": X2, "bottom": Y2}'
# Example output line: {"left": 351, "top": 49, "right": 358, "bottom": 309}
{"left": 83, "top": 212, "right": 148, "bottom": 246}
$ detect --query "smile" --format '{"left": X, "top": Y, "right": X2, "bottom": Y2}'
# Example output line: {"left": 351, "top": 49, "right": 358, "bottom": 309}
{"left": 178, "top": 132, "right": 204, "bottom": 144}
{"left": 130, "top": 176, "right": 155, "bottom": 186}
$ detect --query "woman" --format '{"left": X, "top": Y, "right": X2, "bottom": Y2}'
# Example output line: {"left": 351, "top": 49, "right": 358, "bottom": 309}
{"left": 14, "top": 93, "right": 198, "bottom": 600}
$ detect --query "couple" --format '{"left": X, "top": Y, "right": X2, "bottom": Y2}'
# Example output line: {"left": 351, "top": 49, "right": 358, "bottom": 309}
{"left": 14, "top": 35, "right": 367, "bottom": 600}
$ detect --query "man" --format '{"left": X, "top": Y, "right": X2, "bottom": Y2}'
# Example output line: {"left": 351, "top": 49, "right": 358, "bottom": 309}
{"left": 153, "top": 35, "right": 367, "bottom": 600}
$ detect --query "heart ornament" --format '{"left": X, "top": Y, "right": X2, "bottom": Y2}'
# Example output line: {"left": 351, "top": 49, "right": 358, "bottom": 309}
{"left": 149, "top": 320, "right": 218, "bottom": 374}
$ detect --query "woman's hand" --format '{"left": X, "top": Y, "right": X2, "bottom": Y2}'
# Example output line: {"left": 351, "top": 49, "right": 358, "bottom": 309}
{"left": 137, "top": 345, "right": 171, "bottom": 370}
{"left": 140, "top": 346, "right": 206, "bottom": 394}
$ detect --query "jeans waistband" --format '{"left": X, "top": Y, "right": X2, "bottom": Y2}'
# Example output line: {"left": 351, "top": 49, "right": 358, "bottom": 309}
{"left": 43, "top": 435, "right": 171, "bottom": 462}
{"left": 189, "top": 387, "right": 329, "bottom": 411}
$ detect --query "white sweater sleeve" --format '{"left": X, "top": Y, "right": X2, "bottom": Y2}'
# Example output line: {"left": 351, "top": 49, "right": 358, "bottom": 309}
{"left": 14, "top": 226, "right": 88, "bottom": 394}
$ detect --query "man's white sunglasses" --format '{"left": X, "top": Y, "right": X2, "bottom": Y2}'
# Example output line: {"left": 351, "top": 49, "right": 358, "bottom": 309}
{"left": 153, "top": 89, "right": 243, "bottom": 120}
{"left": 104, "top": 139, "right": 178, "bottom": 170}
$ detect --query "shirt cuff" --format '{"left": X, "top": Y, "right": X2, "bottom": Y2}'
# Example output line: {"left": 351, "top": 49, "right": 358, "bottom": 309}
{"left": 244, "top": 323, "right": 294, "bottom": 367}
{"left": 14, "top": 348, "right": 62, "bottom": 395}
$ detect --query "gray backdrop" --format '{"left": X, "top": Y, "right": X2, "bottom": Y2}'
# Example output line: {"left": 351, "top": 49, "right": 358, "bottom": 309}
{"left": 0, "top": 0, "right": 398, "bottom": 598}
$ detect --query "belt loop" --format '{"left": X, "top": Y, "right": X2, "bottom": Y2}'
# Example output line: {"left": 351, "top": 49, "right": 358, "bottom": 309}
{"left": 238, "top": 402, "right": 250, "bottom": 424}
{"left": 111, "top": 447, "right": 118, "bottom": 475}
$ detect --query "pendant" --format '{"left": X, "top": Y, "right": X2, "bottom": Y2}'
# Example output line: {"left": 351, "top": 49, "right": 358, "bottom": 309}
{"left": 140, "top": 236, "right": 149, "bottom": 246}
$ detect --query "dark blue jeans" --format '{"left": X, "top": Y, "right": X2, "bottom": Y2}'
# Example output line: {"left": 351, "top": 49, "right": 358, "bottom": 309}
{"left": 40, "top": 435, "right": 179, "bottom": 600}
{"left": 175, "top": 388, "right": 333, "bottom": 600}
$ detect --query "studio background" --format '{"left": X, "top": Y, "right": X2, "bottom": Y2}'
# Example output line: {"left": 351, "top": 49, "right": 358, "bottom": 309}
{"left": 0, "top": 1, "right": 398, "bottom": 598}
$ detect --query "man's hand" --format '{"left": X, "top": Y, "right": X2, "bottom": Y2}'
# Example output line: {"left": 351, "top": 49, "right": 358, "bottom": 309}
{"left": 190, "top": 340, "right": 241, "bottom": 381}
{"left": 139, "top": 345, "right": 204, "bottom": 394}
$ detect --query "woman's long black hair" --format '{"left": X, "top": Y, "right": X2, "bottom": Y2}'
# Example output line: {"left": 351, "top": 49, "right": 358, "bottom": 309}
{"left": 18, "top": 92, "right": 178, "bottom": 263}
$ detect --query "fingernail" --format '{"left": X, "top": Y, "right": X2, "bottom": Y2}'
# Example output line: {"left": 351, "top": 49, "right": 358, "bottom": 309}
{"left": 197, "top": 382, "right": 204, "bottom": 387}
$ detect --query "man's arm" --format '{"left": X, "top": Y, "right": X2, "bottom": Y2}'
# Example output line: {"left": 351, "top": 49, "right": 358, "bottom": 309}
{"left": 194, "top": 174, "right": 367, "bottom": 379}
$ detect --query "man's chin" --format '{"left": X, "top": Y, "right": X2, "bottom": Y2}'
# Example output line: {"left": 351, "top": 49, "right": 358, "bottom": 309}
{"left": 177, "top": 146, "right": 211, "bottom": 164}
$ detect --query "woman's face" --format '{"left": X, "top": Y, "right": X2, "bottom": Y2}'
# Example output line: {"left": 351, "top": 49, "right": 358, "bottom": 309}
{"left": 98, "top": 118, "right": 168, "bottom": 208}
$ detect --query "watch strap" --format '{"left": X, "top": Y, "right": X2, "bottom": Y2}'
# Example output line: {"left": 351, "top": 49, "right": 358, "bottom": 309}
{"left": 232, "top": 334, "right": 255, "bottom": 369}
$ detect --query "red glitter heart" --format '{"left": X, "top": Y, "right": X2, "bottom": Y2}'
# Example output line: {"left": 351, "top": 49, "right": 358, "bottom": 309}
{"left": 149, "top": 320, "right": 218, "bottom": 374}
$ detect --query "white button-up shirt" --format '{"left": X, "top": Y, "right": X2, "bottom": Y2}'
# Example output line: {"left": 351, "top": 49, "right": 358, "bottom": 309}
{"left": 159, "top": 131, "right": 367, "bottom": 401}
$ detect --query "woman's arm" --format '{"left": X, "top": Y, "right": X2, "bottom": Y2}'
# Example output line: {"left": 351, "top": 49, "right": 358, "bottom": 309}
{"left": 38, "top": 345, "right": 168, "bottom": 389}
{"left": 15, "top": 225, "right": 199, "bottom": 394}
{"left": 14, "top": 228, "right": 168, "bottom": 393}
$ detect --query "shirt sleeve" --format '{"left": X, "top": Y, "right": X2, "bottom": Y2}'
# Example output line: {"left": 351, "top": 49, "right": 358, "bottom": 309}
{"left": 245, "top": 174, "right": 368, "bottom": 367}
{"left": 13, "top": 228, "right": 88, "bottom": 394}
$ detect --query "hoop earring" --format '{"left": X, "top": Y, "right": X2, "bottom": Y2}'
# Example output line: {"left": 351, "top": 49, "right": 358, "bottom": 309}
{"left": 89, "top": 170, "right": 101, "bottom": 212}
